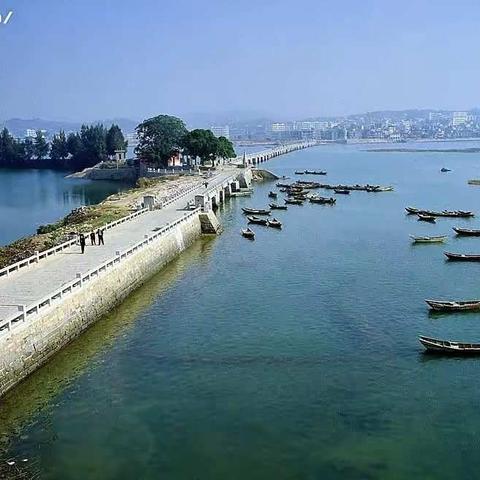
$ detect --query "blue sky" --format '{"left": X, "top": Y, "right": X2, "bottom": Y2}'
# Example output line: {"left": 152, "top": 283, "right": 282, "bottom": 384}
{"left": 0, "top": 0, "right": 479, "bottom": 121}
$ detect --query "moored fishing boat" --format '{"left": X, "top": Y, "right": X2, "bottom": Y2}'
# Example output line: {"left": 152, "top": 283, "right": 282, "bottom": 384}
{"left": 247, "top": 215, "right": 268, "bottom": 226}
{"left": 334, "top": 189, "right": 350, "bottom": 195}
{"left": 410, "top": 235, "right": 447, "bottom": 244}
{"left": 419, "top": 336, "right": 480, "bottom": 354}
{"left": 242, "top": 207, "right": 271, "bottom": 215}
{"left": 305, "top": 170, "right": 327, "bottom": 175}
{"left": 425, "top": 299, "right": 480, "bottom": 311}
{"left": 268, "top": 191, "right": 277, "bottom": 199}
{"left": 426, "top": 210, "right": 474, "bottom": 218}
{"left": 453, "top": 227, "right": 480, "bottom": 236}
{"left": 405, "top": 206, "right": 420, "bottom": 214}
{"left": 295, "top": 171, "right": 305, "bottom": 175}
{"left": 309, "top": 196, "right": 336, "bottom": 204}
{"left": 444, "top": 252, "right": 480, "bottom": 261}
{"left": 285, "top": 198, "right": 303, "bottom": 205}
{"left": 267, "top": 218, "right": 282, "bottom": 229}
{"left": 269, "top": 203, "right": 288, "bottom": 210}
{"left": 417, "top": 213, "right": 436, "bottom": 223}
{"left": 241, "top": 228, "right": 255, "bottom": 240}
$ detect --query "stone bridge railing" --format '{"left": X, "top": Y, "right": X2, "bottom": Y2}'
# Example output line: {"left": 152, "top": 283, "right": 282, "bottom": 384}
{"left": 0, "top": 208, "right": 202, "bottom": 337}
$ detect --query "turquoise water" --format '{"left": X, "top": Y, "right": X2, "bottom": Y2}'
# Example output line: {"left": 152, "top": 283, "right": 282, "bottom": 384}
{"left": 0, "top": 169, "right": 131, "bottom": 246}
{"left": 2, "top": 143, "right": 480, "bottom": 478}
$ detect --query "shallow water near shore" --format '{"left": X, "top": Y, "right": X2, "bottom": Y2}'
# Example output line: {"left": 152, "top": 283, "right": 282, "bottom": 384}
{"left": 0, "top": 169, "right": 131, "bottom": 246}
{"left": 3, "top": 142, "right": 480, "bottom": 479}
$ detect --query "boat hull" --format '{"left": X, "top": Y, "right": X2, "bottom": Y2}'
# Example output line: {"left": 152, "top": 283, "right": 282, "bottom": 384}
{"left": 444, "top": 252, "right": 480, "bottom": 261}
{"left": 419, "top": 336, "right": 480, "bottom": 354}
{"left": 425, "top": 299, "right": 480, "bottom": 311}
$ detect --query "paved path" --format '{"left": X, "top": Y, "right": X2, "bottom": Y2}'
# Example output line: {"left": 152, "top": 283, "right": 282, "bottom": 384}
{"left": 0, "top": 168, "right": 239, "bottom": 322}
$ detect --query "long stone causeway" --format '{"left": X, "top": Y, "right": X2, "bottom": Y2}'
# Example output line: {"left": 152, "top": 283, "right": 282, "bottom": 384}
{"left": 0, "top": 141, "right": 315, "bottom": 396}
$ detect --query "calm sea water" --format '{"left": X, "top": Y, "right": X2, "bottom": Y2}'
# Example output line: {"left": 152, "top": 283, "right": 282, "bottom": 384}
{"left": 2, "top": 142, "right": 480, "bottom": 479}
{"left": 0, "top": 169, "right": 131, "bottom": 246}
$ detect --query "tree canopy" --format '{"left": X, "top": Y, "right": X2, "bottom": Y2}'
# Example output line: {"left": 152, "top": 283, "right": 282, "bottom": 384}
{"left": 181, "top": 129, "right": 219, "bottom": 165}
{"left": 0, "top": 123, "right": 128, "bottom": 171}
{"left": 135, "top": 115, "right": 188, "bottom": 166}
{"left": 106, "top": 124, "right": 127, "bottom": 156}
{"left": 216, "top": 136, "right": 236, "bottom": 160}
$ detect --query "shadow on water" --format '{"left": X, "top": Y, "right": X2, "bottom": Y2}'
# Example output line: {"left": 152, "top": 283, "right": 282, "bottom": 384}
{"left": 0, "top": 236, "right": 216, "bottom": 467}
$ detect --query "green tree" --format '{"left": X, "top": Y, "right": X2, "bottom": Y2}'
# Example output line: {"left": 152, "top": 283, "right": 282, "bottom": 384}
{"left": 0, "top": 128, "right": 20, "bottom": 167}
{"left": 33, "top": 131, "right": 49, "bottom": 160}
{"left": 181, "top": 129, "right": 219, "bottom": 166}
{"left": 135, "top": 115, "right": 187, "bottom": 167}
{"left": 50, "top": 131, "right": 69, "bottom": 168}
{"left": 106, "top": 124, "right": 127, "bottom": 156}
{"left": 71, "top": 124, "right": 107, "bottom": 170}
{"left": 216, "top": 136, "right": 236, "bottom": 161}
{"left": 67, "top": 132, "right": 82, "bottom": 159}
{"left": 23, "top": 138, "right": 36, "bottom": 164}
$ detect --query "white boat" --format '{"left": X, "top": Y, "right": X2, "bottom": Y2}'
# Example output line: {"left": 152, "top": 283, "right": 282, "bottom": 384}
{"left": 410, "top": 235, "right": 447, "bottom": 244}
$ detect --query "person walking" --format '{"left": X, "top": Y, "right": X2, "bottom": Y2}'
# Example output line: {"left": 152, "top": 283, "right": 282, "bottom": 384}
{"left": 79, "top": 233, "right": 86, "bottom": 254}
{"left": 90, "top": 231, "right": 96, "bottom": 245}
{"left": 97, "top": 228, "right": 105, "bottom": 245}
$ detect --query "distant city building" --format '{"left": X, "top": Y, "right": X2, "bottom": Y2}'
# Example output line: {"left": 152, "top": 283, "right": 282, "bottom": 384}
{"left": 25, "top": 129, "right": 47, "bottom": 138}
{"left": 271, "top": 122, "right": 289, "bottom": 133}
{"left": 452, "top": 112, "right": 470, "bottom": 126}
{"left": 210, "top": 125, "right": 230, "bottom": 139}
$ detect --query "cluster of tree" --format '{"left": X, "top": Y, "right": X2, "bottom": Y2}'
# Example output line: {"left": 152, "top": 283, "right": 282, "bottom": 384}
{"left": 0, "top": 124, "right": 127, "bottom": 171}
{"left": 135, "top": 115, "right": 236, "bottom": 167}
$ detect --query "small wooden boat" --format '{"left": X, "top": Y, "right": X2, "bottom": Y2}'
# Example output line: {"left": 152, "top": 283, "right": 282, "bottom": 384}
{"left": 405, "top": 206, "right": 420, "bottom": 214}
{"left": 453, "top": 227, "right": 480, "bottom": 236}
{"left": 310, "top": 196, "right": 336, "bottom": 205}
{"left": 426, "top": 210, "right": 474, "bottom": 218}
{"left": 241, "top": 228, "right": 255, "bottom": 239}
{"left": 267, "top": 218, "right": 282, "bottom": 229}
{"left": 334, "top": 189, "right": 350, "bottom": 195}
{"left": 247, "top": 215, "right": 268, "bottom": 226}
{"left": 419, "top": 335, "right": 480, "bottom": 354}
{"left": 285, "top": 198, "right": 303, "bottom": 205}
{"left": 305, "top": 170, "right": 327, "bottom": 175}
{"left": 444, "top": 252, "right": 480, "bottom": 261}
{"left": 410, "top": 235, "right": 447, "bottom": 244}
{"left": 425, "top": 299, "right": 480, "bottom": 312}
{"left": 440, "top": 168, "right": 451, "bottom": 172}
{"left": 242, "top": 207, "right": 271, "bottom": 215}
{"left": 295, "top": 171, "right": 305, "bottom": 175}
{"left": 417, "top": 213, "right": 436, "bottom": 223}
{"left": 269, "top": 203, "right": 288, "bottom": 210}
{"left": 268, "top": 191, "right": 278, "bottom": 199}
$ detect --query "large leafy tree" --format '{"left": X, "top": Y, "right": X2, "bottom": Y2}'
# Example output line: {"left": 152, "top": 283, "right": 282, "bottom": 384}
{"left": 50, "top": 131, "right": 69, "bottom": 168}
{"left": 106, "top": 124, "right": 127, "bottom": 156}
{"left": 33, "top": 131, "right": 49, "bottom": 160}
{"left": 135, "top": 115, "right": 187, "bottom": 167}
{"left": 216, "top": 136, "right": 236, "bottom": 161}
{"left": 181, "top": 129, "right": 219, "bottom": 166}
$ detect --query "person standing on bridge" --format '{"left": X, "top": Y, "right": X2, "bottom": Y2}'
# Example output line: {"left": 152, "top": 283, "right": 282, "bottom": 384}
{"left": 90, "top": 231, "right": 96, "bottom": 245}
{"left": 97, "top": 228, "right": 105, "bottom": 245}
{"left": 79, "top": 233, "right": 86, "bottom": 254}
